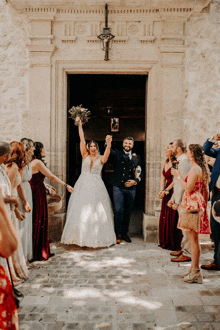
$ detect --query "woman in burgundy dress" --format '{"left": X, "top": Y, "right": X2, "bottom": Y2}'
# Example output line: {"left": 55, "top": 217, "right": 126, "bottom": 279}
{"left": 158, "top": 143, "right": 182, "bottom": 251}
{"left": 30, "top": 142, "right": 74, "bottom": 261}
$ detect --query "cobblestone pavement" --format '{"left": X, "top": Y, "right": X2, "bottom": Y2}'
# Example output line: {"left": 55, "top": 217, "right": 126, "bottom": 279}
{"left": 18, "top": 238, "right": 220, "bottom": 330}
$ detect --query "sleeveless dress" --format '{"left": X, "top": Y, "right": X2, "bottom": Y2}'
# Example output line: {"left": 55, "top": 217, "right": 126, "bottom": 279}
{"left": 18, "top": 164, "right": 33, "bottom": 261}
{"left": 159, "top": 167, "right": 182, "bottom": 251}
{"left": 61, "top": 156, "right": 116, "bottom": 248}
{"left": 178, "top": 176, "right": 211, "bottom": 234}
{"left": 8, "top": 171, "right": 29, "bottom": 284}
{"left": 0, "top": 265, "right": 18, "bottom": 330}
{"left": 30, "top": 172, "right": 51, "bottom": 261}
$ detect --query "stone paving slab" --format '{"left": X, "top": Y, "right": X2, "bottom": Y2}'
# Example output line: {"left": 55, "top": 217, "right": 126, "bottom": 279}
{"left": 17, "top": 238, "right": 220, "bottom": 330}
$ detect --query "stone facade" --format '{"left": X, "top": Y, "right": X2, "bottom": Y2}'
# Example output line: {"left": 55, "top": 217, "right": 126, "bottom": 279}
{"left": 0, "top": 0, "right": 219, "bottom": 240}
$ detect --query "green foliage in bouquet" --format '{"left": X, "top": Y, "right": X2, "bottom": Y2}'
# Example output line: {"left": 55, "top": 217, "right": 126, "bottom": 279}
{"left": 69, "top": 104, "right": 91, "bottom": 126}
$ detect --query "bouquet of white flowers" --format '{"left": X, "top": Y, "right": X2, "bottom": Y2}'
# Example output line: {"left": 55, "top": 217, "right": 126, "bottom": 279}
{"left": 69, "top": 104, "right": 91, "bottom": 126}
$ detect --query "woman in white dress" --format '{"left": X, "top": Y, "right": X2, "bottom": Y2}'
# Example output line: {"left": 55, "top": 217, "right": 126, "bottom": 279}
{"left": 6, "top": 141, "right": 29, "bottom": 284}
{"left": 18, "top": 138, "right": 35, "bottom": 262}
{"left": 61, "top": 119, "right": 116, "bottom": 248}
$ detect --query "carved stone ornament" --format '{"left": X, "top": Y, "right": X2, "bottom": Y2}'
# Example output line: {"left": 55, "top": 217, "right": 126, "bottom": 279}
{"left": 128, "top": 24, "right": 139, "bottom": 36}
{"left": 9, "top": 0, "right": 212, "bottom": 13}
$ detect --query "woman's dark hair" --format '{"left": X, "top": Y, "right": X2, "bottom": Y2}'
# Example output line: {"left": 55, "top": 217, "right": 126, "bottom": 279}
{"left": 188, "top": 144, "right": 210, "bottom": 186}
{"left": 7, "top": 141, "right": 26, "bottom": 169}
{"left": 87, "top": 140, "right": 99, "bottom": 154}
{"left": 214, "top": 201, "right": 220, "bottom": 217}
{"left": 166, "top": 142, "right": 176, "bottom": 163}
{"left": 33, "top": 142, "right": 46, "bottom": 165}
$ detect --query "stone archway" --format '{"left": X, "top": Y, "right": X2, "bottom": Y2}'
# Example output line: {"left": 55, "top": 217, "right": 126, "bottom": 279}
{"left": 9, "top": 0, "right": 211, "bottom": 240}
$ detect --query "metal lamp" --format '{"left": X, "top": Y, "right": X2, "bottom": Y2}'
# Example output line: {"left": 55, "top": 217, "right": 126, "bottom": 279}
{"left": 97, "top": 4, "right": 115, "bottom": 61}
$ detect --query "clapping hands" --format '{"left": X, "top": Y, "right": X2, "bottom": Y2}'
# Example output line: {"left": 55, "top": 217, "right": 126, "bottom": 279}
{"left": 213, "top": 134, "right": 220, "bottom": 141}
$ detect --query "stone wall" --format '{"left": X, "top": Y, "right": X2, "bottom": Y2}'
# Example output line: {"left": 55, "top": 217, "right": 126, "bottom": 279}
{"left": 184, "top": 1, "right": 220, "bottom": 145}
{"left": 0, "top": 1, "right": 30, "bottom": 142}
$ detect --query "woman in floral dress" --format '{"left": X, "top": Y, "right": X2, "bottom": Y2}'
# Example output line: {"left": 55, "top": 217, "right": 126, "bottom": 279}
{"left": 0, "top": 188, "right": 19, "bottom": 330}
{"left": 171, "top": 144, "right": 210, "bottom": 284}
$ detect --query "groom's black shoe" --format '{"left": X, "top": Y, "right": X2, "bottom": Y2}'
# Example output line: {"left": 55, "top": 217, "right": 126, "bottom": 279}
{"left": 122, "top": 235, "right": 132, "bottom": 243}
{"left": 116, "top": 235, "right": 122, "bottom": 244}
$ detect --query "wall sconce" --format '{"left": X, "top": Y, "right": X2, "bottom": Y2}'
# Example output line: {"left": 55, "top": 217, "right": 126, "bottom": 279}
{"left": 97, "top": 4, "right": 115, "bottom": 61}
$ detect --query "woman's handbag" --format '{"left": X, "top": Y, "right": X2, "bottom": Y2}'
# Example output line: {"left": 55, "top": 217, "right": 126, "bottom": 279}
{"left": 6, "top": 259, "right": 24, "bottom": 308}
{"left": 180, "top": 208, "right": 201, "bottom": 232}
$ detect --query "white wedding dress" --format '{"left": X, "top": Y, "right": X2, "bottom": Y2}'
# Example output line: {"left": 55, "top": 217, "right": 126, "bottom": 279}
{"left": 61, "top": 156, "right": 116, "bottom": 247}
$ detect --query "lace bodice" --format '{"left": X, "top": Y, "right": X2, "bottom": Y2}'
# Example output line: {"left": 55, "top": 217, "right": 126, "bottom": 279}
{"left": 82, "top": 156, "right": 102, "bottom": 175}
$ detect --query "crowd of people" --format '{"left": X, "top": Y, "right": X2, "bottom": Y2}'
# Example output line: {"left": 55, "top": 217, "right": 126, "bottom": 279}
{"left": 158, "top": 135, "right": 220, "bottom": 284}
{"left": 0, "top": 131, "right": 220, "bottom": 328}
{"left": 0, "top": 140, "right": 74, "bottom": 282}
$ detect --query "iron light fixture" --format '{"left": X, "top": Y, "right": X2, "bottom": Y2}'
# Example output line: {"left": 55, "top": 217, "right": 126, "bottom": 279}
{"left": 97, "top": 4, "right": 115, "bottom": 61}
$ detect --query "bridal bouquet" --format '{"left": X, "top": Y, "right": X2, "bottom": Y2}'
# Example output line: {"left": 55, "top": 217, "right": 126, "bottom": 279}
{"left": 69, "top": 104, "right": 91, "bottom": 126}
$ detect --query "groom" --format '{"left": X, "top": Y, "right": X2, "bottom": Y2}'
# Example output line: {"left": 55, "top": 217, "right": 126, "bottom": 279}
{"left": 108, "top": 137, "right": 143, "bottom": 244}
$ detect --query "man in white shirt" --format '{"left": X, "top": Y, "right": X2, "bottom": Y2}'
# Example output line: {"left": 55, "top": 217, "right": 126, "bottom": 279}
{"left": 0, "top": 142, "right": 20, "bottom": 270}
{"left": 167, "top": 139, "right": 192, "bottom": 262}
{"left": 202, "top": 134, "right": 220, "bottom": 270}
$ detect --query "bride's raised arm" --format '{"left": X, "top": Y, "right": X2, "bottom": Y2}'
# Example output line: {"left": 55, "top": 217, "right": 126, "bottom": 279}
{"left": 101, "top": 135, "right": 112, "bottom": 165}
{"left": 78, "top": 119, "right": 89, "bottom": 160}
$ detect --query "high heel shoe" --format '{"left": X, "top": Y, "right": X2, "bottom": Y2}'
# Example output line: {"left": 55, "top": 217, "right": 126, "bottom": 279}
{"left": 183, "top": 268, "right": 203, "bottom": 284}
{"left": 182, "top": 267, "right": 192, "bottom": 278}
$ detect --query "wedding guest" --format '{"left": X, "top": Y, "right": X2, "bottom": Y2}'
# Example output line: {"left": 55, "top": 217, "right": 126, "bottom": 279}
{"left": 201, "top": 135, "right": 220, "bottom": 270}
{"left": 0, "top": 142, "right": 19, "bottom": 276}
{"left": 18, "top": 138, "right": 35, "bottom": 262}
{"left": 168, "top": 139, "right": 192, "bottom": 262}
{"left": 6, "top": 141, "right": 29, "bottom": 283}
{"left": 30, "top": 142, "right": 74, "bottom": 261}
{"left": 172, "top": 144, "right": 210, "bottom": 284}
{"left": 0, "top": 187, "right": 19, "bottom": 330}
{"left": 158, "top": 143, "right": 182, "bottom": 251}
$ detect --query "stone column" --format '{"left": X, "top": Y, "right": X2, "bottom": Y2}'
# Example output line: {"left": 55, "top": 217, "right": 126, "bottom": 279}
{"left": 143, "top": 46, "right": 187, "bottom": 242}
{"left": 25, "top": 12, "right": 55, "bottom": 168}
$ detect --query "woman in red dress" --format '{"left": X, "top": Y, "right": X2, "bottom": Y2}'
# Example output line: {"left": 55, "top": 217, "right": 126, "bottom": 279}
{"left": 172, "top": 144, "right": 210, "bottom": 284}
{"left": 0, "top": 187, "right": 19, "bottom": 330}
{"left": 30, "top": 142, "right": 74, "bottom": 261}
{"left": 158, "top": 143, "right": 182, "bottom": 251}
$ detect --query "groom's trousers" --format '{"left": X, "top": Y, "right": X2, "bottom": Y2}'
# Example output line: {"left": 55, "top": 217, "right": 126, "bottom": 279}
{"left": 113, "top": 185, "right": 136, "bottom": 236}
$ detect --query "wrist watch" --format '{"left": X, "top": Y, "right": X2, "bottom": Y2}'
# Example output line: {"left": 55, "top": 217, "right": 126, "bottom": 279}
{"left": 165, "top": 190, "right": 170, "bottom": 195}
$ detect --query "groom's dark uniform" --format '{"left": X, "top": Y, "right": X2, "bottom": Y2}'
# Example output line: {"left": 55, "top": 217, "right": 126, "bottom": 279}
{"left": 110, "top": 149, "right": 143, "bottom": 237}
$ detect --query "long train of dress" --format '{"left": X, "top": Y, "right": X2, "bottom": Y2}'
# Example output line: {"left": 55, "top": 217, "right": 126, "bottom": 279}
{"left": 61, "top": 156, "right": 116, "bottom": 248}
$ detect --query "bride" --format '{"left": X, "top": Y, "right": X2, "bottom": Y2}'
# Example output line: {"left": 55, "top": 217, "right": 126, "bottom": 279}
{"left": 61, "top": 119, "right": 116, "bottom": 248}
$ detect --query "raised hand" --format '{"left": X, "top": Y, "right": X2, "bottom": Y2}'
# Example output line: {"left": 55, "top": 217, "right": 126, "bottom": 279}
{"left": 105, "top": 135, "right": 112, "bottom": 147}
